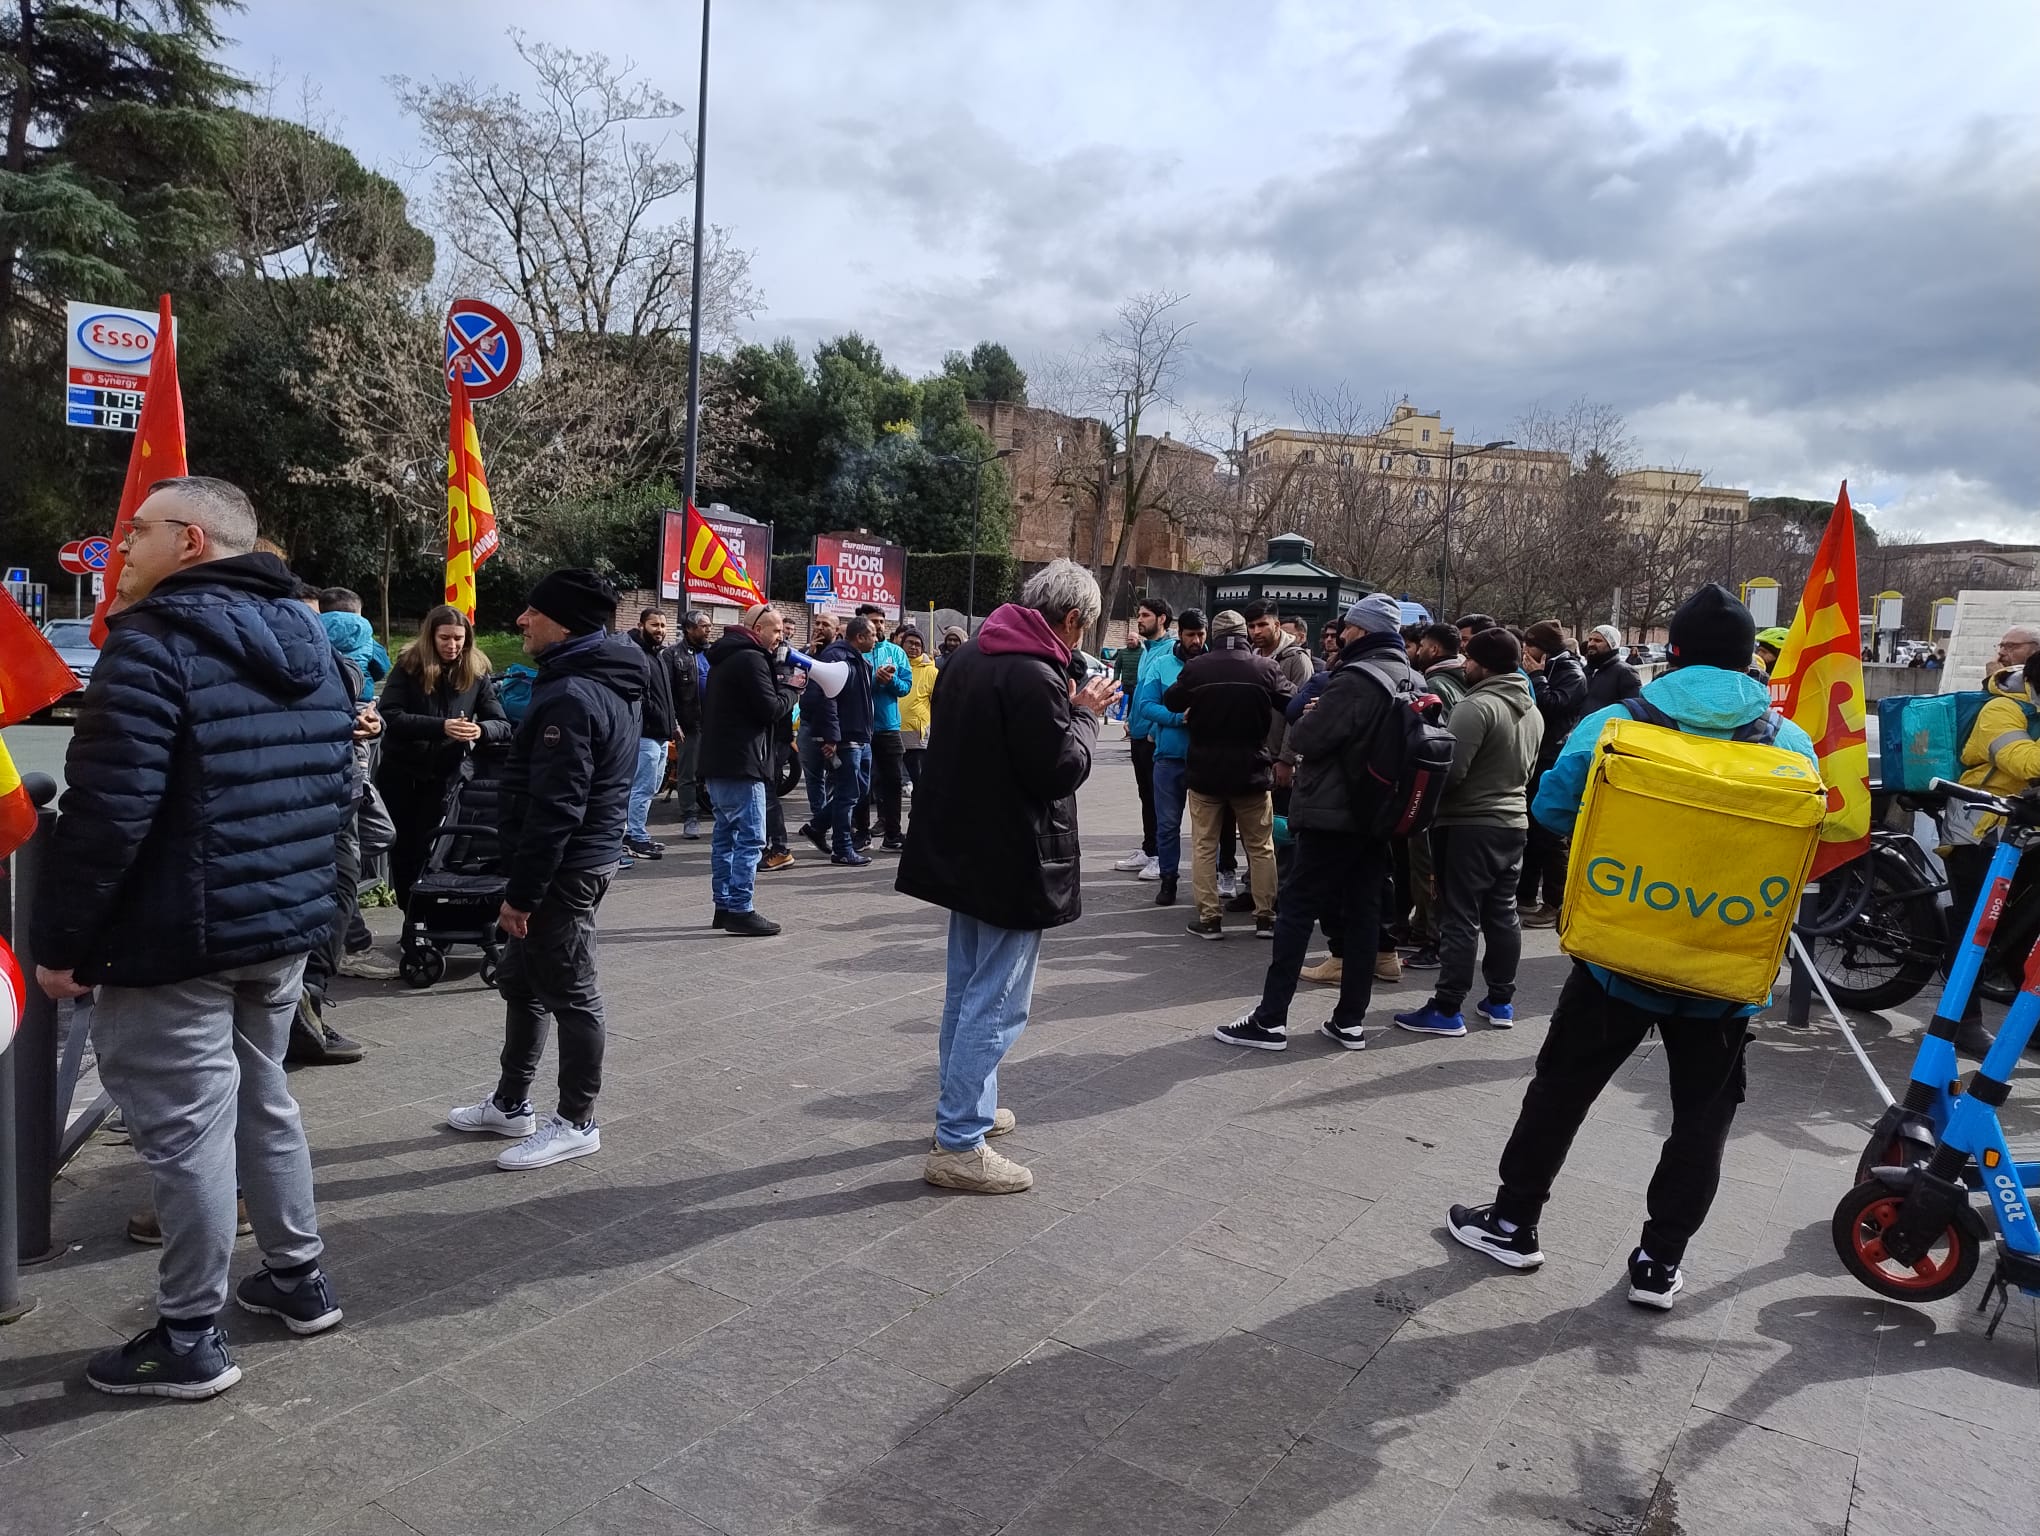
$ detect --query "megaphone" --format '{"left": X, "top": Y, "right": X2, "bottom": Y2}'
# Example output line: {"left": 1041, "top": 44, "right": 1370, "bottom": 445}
{"left": 787, "top": 648, "right": 851, "bottom": 699}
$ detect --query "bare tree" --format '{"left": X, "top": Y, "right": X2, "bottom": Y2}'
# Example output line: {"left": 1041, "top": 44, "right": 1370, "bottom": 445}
{"left": 1086, "top": 290, "right": 1193, "bottom": 642}
{"left": 394, "top": 33, "right": 758, "bottom": 361}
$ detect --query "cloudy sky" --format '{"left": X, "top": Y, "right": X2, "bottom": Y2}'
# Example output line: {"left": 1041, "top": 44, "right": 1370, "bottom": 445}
{"left": 228, "top": 0, "right": 2039, "bottom": 539}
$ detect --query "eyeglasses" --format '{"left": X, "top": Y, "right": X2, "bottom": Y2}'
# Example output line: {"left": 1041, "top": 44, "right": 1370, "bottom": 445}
{"left": 119, "top": 517, "right": 193, "bottom": 548}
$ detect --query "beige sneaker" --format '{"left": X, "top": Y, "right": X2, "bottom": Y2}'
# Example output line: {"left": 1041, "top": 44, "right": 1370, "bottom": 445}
{"left": 1300, "top": 955, "right": 1343, "bottom": 984}
{"left": 929, "top": 1107, "right": 1016, "bottom": 1148}
{"left": 1374, "top": 951, "right": 1403, "bottom": 983}
{"left": 923, "top": 1141, "right": 1033, "bottom": 1194}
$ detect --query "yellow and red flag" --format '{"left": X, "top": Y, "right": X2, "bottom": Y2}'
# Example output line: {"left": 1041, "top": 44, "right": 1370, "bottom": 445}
{"left": 0, "top": 589, "right": 80, "bottom": 857}
{"left": 1769, "top": 482, "right": 1872, "bottom": 877}
{"left": 685, "top": 502, "right": 763, "bottom": 607}
{"left": 444, "top": 371, "right": 499, "bottom": 621}
{"left": 91, "top": 294, "right": 187, "bottom": 646}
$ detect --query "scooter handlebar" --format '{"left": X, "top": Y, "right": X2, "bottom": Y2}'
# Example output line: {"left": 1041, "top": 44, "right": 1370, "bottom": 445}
{"left": 1930, "top": 778, "right": 2014, "bottom": 812}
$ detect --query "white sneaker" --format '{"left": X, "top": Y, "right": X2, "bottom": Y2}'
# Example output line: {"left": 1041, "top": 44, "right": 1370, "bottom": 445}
{"left": 1137, "top": 856, "right": 1162, "bottom": 882}
{"left": 1218, "top": 872, "right": 1240, "bottom": 900}
{"left": 338, "top": 949, "right": 400, "bottom": 980}
{"left": 447, "top": 1095, "right": 537, "bottom": 1139}
{"left": 496, "top": 1114, "right": 601, "bottom": 1171}
{"left": 1115, "top": 849, "right": 1150, "bottom": 872}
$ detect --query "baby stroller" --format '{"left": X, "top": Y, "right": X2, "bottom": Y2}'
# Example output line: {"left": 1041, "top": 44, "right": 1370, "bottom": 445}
{"left": 399, "top": 747, "right": 509, "bottom": 990}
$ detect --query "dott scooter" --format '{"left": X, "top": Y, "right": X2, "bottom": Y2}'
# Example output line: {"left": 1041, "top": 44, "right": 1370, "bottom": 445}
{"left": 1828, "top": 780, "right": 2040, "bottom": 1334}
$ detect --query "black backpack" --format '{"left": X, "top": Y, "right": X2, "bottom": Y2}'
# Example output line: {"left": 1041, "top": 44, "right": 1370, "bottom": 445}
{"left": 1346, "top": 661, "right": 1457, "bottom": 838}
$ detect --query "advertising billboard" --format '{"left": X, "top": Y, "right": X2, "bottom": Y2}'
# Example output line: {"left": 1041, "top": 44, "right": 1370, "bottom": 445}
{"left": 661, "top": 507, "right": 771, "bottom": 607}
{"left": 812, "top": 531, "right": 906, "bottom": 622}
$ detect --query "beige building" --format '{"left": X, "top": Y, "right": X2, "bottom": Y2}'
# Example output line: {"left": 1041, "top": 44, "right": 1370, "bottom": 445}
{"left": 966, "top": 398, "right": 1217, "bottom": 570}
{"left": 1610, "top": 466, "right": 1750, "bottom": 532}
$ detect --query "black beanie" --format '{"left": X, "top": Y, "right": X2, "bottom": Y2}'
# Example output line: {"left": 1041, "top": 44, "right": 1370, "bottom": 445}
{"left": 1466, "top": 627, "right": 1521, "bottom": 674}
{"left": 1667, "top": 583, "right": 1756, "bottom": 671}
{"left": 527, "top": 568, "right": 617, "bottom": 636}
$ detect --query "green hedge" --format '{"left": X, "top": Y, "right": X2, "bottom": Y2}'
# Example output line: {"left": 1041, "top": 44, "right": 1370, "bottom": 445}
{"left": 766, "top": 549, "right": 1016, "bottom": 614}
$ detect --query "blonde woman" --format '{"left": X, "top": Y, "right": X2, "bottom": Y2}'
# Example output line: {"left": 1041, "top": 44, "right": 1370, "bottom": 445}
{"left": 374, "top": 605, "right": 511, "bottom": 906}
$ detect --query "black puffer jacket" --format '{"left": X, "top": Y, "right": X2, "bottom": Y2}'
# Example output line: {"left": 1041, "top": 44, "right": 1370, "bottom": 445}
{"left": 35, "top": 554, "right": 354, "bottom": 985}
{"left": 698, "top": 627, "right": 798, "bottom": 783}
{"left": 896, "top": 603, "right": 1100, "bottom": 930}
{"left": 627, "top": 628, "right": 676, "bottom": 740}
{"left": 1286, "top": 637, "right": 1418, "bottom": 834}
{"left": 498, "top": 631, "right": 643, "bottom": 910}
{"left": 1583, "top": 650, "right": 1642, "bottom": 713}
{"left": 1161, "top": 634, "right": 1295, "bottom": 795}
{"left": 1529, "top": 649, "right": 1589, "bottom": 769}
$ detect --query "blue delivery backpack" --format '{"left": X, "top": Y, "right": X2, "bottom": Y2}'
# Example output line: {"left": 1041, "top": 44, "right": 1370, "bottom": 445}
{"left": 1878, "top": 690, "right": 2038, "bottom": 791}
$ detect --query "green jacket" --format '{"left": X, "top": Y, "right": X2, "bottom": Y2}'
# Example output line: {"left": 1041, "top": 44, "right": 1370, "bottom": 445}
{"left": 1437, "top": 669, "right": 1543, "bottom": 827}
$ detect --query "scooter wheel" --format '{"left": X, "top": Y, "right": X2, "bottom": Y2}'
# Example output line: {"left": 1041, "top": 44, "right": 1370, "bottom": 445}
{"left": 1855, "top": 1133, "right": 1912, "bottom": 1187}
{"left": 1831, "top": 1180, "right": 1978, "bottom": 1301}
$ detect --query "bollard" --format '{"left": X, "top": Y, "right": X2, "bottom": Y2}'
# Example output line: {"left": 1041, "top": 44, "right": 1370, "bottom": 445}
{"left": 1785, "top": 882, "right": 1819, "bottom": 1028}
{"left": 6, "top": 775, "right": 59, "bottom": 1267}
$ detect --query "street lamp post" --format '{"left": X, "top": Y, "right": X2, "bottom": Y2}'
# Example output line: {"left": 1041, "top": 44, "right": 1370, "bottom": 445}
{"left": 1437, "top": 437, "right": 1514, "bottom": 620}
{"left": 938, "top": 446, "right": 1015, "bottom": 629}
{"left": 679, "top": 0, "right": 711, "bottom": 513}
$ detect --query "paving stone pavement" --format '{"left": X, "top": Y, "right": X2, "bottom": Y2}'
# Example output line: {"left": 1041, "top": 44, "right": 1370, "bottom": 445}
{"left": 2, "top": 731, "right": 2036, "bottom": 1535}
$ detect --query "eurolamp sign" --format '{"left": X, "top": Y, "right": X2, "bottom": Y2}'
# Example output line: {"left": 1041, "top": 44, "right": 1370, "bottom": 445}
{"left": 813, "top": 531, "right": 905, "bottom": 622}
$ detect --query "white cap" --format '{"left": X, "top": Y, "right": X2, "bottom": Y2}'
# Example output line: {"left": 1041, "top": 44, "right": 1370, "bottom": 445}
{"left": 1591, "top": 624, "right": 1623, "bottom": 649}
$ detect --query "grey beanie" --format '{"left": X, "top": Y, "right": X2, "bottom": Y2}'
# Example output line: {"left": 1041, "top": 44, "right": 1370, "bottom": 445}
{"left": 1342, "top": 592, "right": 1404, "bottom": 635}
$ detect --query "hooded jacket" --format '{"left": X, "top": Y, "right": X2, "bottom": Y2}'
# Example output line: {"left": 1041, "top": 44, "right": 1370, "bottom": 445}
{"left": 896, "top": 603, "right": 1100, "bottom": 930}
{"left": 1126, "top": 635, "right": 1179, "bottom": 742}
{"left": 320, "top": 611, "right": 378, "bottom": 797}
{"left": 499, "top": 629, "right": 643, "bottom": 910}
{"left": 1265, "top": 635, "right": 1318, "bottom": 763}
{"left": 35, "top": 554, "right": 355, "bottom": 986}
{"left": 1132, "top": 642, "right": 1191, "bottom": 759}
{"left": 899, "top": 652, "right": 939, "bottom": 745}
{"left": 1528, "top": 648, "right": 1589, "bottom": 769}
{"left": 1424, "top": 656, "right": 1471, "bottom": 715}
{"left": 1955, "top": 667, "right": 2040, "bottom": 841}
{"left": 1161, "top": 634, "right": 1295, "bottom": 795}
{"left": 1535, "top": 665, "right": 1819, "bottom": 1018}
{"left": 699, "top": 626, "right": 799, "bottom": 783}
{"left": 868, "top": 637, "right": 913, "bottom": 732}
{"left": 1437, "top": 669, "right": 1543, "bottom": 827}
{"left": 800, "top": 639, "right": 875, "bottom": 743}
{"left": 1285, "top": 635, "right": 1417, "bottom": 834}
{"left": 627, "top": 627, "right": 677, "bottom": 740}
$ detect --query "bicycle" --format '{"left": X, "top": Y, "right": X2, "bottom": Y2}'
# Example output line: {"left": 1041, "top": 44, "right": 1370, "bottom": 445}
{"left": 1796, "top": 791, "right": 2040, "bottom": 1012}
{"left": 1829, "top": 779, "right": 2040, "bottom": 1336}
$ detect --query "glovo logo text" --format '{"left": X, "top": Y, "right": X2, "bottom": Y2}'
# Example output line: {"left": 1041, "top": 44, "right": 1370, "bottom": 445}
{"left": 1583, "top": 858, "right": 1794, "bottom": 928}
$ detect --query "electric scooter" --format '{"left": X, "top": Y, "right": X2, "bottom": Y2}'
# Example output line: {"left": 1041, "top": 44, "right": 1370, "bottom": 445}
{"left": 1828, "top": 779, "right": 2040, "bottom": 1334}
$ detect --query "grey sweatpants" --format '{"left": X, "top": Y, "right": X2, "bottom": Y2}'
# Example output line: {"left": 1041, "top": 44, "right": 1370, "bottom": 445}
{"left": 1432, "top": 823, "right": 1528, "bottom": 1013}
{"left": 93, "top": 956, "right": 324, "bottom": 1321}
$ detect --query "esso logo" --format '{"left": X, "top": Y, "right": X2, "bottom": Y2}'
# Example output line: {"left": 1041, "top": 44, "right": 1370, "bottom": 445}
{"left": 75, "top": 313, "right": 156, "bottom": 365}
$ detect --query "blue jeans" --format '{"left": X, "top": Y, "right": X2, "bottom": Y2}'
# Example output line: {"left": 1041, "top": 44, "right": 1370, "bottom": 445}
{"left": 626, "top": 738, "right": 665, "bottom": 844}
{"left": 799, "top": 727, "right": 832, "bottom": 828}
{"left": 1152, "top": 754, "right": 1188, "bottom": 877}
{"left": 827, "top": 742, "right": 871, "bottom": 856}
{"left": 936, "top": 913, "right": 1043, "bottom": 1150}
{"left": 706, "top": 778, "right": 767, "bottom": 913}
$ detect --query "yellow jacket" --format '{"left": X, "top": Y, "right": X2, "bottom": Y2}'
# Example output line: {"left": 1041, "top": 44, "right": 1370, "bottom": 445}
{"left": 899, "top": 654, "right": 939, "bottom": 743}
{"left": 1958, "top": 669, "right": 2040, "bottom": 837}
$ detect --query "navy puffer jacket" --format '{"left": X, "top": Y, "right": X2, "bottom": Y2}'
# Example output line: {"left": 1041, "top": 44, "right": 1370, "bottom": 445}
{"left": 35, "top": 554, "right": 355, "bottom": 986}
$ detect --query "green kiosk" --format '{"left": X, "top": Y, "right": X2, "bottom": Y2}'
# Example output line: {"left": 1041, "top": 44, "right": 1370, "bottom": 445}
{"left": 1206, "top": 533, "right": 1372, "bottom": 636}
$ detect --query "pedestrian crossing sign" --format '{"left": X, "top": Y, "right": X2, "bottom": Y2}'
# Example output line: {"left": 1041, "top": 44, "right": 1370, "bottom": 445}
{"left": 805, "top": 565, "right": 834, "bottom": 604}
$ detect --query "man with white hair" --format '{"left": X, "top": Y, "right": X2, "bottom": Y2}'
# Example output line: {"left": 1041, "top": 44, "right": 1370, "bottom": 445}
{"left": 1581, "top": 624, "right": 1642, "bottom": 712}
{"left": 36, "top": 476, "right": 355, "bottom": 1398}
{"left": 897, "top": 560, "right": 1121, "bottom": 1193}
{"left": 1985, "top": 624, "right": 2040, "bottom": 688}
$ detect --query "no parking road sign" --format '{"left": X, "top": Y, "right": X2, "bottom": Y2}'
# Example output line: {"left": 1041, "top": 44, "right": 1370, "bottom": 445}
{"left": 443, "top": 299, "right": 524, "bottom": 401}
{"left": 79, "top": 537, "right": 111, "bottom": 572}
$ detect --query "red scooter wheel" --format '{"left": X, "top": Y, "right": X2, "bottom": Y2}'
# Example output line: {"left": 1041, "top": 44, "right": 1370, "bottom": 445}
{"left": 1832, "top": 1181, "right": 1978, "bottom": 1302}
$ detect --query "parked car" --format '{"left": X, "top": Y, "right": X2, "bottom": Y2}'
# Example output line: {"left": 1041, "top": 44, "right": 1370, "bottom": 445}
{"left": 34, "top": 618, "right": 97, "bottom": 720}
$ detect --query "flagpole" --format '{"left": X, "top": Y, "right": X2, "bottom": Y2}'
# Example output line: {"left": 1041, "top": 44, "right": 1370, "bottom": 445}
{"left": 680, "top": 0, "right": 711, "bottom": 515}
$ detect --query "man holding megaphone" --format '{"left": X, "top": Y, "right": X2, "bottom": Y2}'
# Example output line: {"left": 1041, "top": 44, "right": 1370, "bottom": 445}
{"left": 800, "top": 617, "right": 879, "bottom": 865}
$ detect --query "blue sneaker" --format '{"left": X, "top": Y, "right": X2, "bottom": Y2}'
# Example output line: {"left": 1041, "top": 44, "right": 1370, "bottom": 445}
{"left": 1393, "top": 1004, "right": 1467, "bottom": 1038}
{"left": 1476, "top": 997, "right": 1515, "bottom": 1028}
{"left": 236, "top": 1266, "right": 343, "bottom": 1336}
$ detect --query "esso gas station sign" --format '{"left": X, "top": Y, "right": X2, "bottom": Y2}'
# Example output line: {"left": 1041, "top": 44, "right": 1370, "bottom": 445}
{"left": 64, "top": 300, "right": 171, "bottom": 432}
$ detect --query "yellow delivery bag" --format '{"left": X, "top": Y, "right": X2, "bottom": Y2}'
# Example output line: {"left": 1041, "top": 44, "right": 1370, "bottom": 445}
{"left": 1558, "top": 717, "right": 1827, "bottom": 1006}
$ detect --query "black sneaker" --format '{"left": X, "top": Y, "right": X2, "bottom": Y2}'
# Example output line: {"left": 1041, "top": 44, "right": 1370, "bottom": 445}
{"left": 1625, "top": 1247, "right": 1684, "bottom": 1309}
{"left": 1318, "top": 1018, "right": 1366, "bottom": 1051}
{"left": 1154, "top": 876, "right": 1178, "bottom": 907}
{"left": 318, "top": 1023, "right": 365, "bottom": 1062}
{"left": 880, "top": 836, "right": 906, "bottom": 852}
{"left": 1226, "top": 890, "right": 1256, "bottom": 914}
{"left": 1403, "top": 945, "right": 1441, "bottom": 969}
{"left": 1186, "top": 916, "right": 1224, "bottom": 941}
{"left": 624, "top": 837, "right": 664, "bottom": 860}
{"left": 1254, "top": 914, "right": 1275, "bottom": 940}
{"left": 1214, "top": 1012, "right": 1286, "bottom": 1051}
{"left": 236, "top": 1267, "right": 343, "bottom": 1335}
{"left": 1446, "top": 1202, "right": 1544, "bottom": 1269}
{"left": 801, "top": 823, "right": 831, "bottom": 855}
{"left": 831, "top": 850, "right": 872, "bottom": 867}
{"left": 711, "top": 908, "right": 730, "bottom": 929}
{"left": 723, "top": 910, "right": 782, "bottom": 937}
{"left": 87, "top": 1321, "right": 241, "bottom": 1399}
{"left": 286, "top": 996, "right": 364, "bottom": 1065}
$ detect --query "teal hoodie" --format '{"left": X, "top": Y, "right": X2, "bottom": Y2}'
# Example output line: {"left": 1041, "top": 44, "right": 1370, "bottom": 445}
{"left": 869, "top": 638, "right": 913, "bottom": 731}
{"left": 1127, "top": 635, "right": 1179, "bottom": 742}
{"left": 1132, "top": 644, "right": 1189, "bottom": 758}
{"left": 1534, "top": 665, "right": 1819, "bottom": 1018}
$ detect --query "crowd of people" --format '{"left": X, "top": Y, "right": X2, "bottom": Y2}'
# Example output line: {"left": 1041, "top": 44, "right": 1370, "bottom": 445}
{"left": 33, "top": 468, "right": 2033, "bottom": 1404}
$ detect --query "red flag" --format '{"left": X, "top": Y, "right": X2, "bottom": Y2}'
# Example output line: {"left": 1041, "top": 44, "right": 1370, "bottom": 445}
{"left": 685, "top": 502, "right": 764, "bottom": 606}
{"left": 91, "top": 294, "right": 187, "bottom": 645}
{"left": 0, "top": 589, "right": 81, "bottom": 724}
{"left": 443, "top": 372, "right": 499, "bottom": 621}
{"left": 1768, "top": 483, "right": 1872, "bottom": 877}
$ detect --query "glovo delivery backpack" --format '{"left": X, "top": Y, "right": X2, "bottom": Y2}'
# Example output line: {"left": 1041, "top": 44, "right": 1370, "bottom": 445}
{"left": 1557, "top": 699, "right": 1828, "bottom": 1006}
